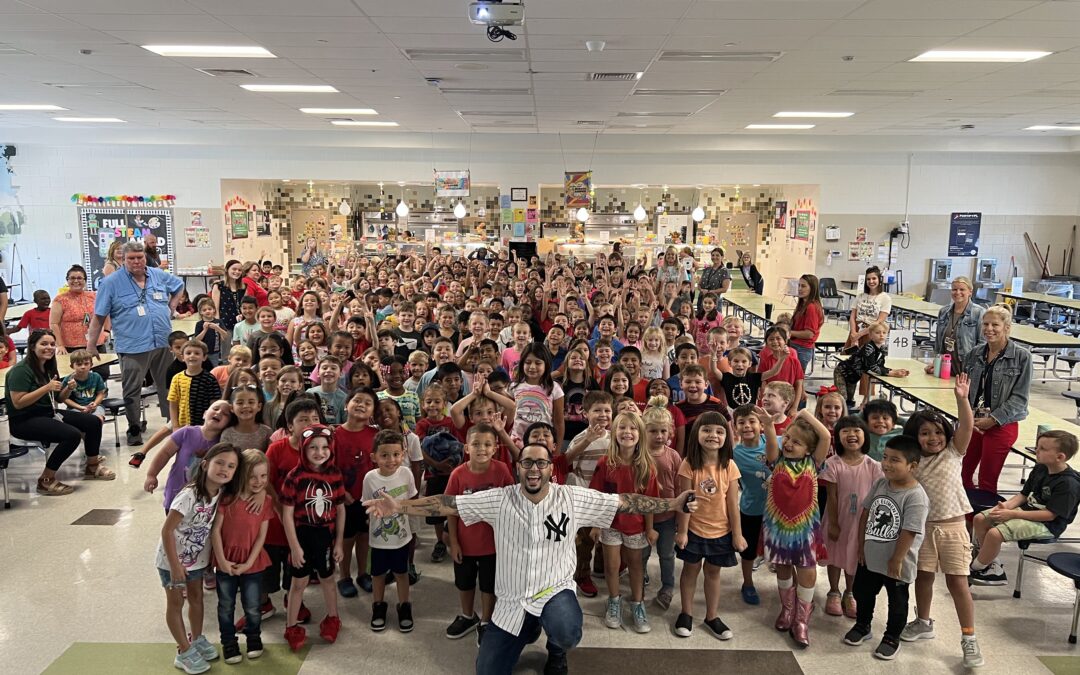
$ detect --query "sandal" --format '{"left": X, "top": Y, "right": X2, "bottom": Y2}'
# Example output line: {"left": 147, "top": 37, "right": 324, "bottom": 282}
{"left": 128, "top": 452, "right": 146, "bottom": 468}
{"left": 37, "top": 477, "right": 74, "bottom": 496}
{"left": 85, "top": 462, "right": 117, "bottom": 481}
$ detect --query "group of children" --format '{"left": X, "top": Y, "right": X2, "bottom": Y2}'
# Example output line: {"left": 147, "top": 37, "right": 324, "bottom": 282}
{"left": 135, "top": 251, "right": 1080, "bottom": 673}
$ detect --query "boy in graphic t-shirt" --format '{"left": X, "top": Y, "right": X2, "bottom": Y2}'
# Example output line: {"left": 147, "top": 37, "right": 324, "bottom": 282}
{"left": 731, "top": 404, "right": 777, "bottom": 605}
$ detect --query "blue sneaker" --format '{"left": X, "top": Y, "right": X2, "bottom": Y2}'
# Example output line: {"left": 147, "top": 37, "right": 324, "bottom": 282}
{"left": 173, "top": 644, "right": 210, "bottom": 674}
{"left": 190, "top": 634, "right": 218, "bottom": 662}
{"left": 741, "top": 585, "right": 760, "bottom": 605}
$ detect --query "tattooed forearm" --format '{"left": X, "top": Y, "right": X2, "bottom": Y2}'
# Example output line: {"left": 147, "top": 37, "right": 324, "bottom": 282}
{"left": 401, "top": 494, "right": 458, "bottom": 517}
{"left": 618, "top": 493, "right": 673, "bottom": 515}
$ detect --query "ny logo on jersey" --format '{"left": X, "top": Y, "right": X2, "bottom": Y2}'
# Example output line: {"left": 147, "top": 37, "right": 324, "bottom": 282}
{"left": 544, "top": 512, "right": 569, "bottom": 542}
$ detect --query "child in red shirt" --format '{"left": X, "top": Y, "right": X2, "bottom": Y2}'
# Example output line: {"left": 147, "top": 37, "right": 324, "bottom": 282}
{"left": 444, "top": 423, "right": 515, "bottom": 639}
{"left": 15, "top": 290, "right": 51, "bottom": 333}
{"left": 333, "top": 387, "right": 379, "bottom": 596}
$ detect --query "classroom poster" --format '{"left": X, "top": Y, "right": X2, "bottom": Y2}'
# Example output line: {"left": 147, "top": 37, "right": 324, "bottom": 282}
{"left": 513, "top": 208, "right": 526, "bottom": 223}
{"left": 847, "top": 242, "right": 861, "bottom": 260}
{"left": 564, "top": 171, "right": 592, "bottom": 207}
{"left": 79, "top": 207, "right": 173, "bottom": 289}
{"left": 230, "top": 209, "right": 250, "bottom": 239}
{"left": 792, "top": 210, "right": 810, "bottom": 240}
{"left": 856, "top": 227, "right": 867, "bottom": 242}
{"left": 773, "top": 201, "right": 787, "bottom": 229}
{"left": 948, "top": 212, "right": 981, "bottom": 256}
{"left": 255, "top": 210, "right": 271, "bottom": 237}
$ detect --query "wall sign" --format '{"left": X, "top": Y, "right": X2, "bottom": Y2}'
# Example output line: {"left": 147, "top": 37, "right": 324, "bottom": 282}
{"left": 255, "top": 210, "right": 271, "bottom": 237}
{"left": 230, "top": 209, "right": 250, "bottom": 239}
{"left": 79, "top": 207, "right": 173, "bottom": 289}
{"left": 948, "top": 212, "right": 981, "bottom": 257}
{"left": 564, "top": 171, "right": 592, "bottom": 208}
{"left": 434, "top": 169, "right": 471, "bottom": 197}
{"left": 773, "top": 201, "right": 787, "bottom": 229}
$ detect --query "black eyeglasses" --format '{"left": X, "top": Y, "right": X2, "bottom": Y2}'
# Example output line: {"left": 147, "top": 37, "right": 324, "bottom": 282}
{"left": 518, "top": 459, "right": 552, "bottom": 470}
{"left": 301, "top": 426, "right": 332, "bottom": 439}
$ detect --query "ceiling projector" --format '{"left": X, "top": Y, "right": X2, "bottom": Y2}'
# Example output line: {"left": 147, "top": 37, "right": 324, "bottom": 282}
{"left": 469, "top": 2, "right": 525, "bottom": 27}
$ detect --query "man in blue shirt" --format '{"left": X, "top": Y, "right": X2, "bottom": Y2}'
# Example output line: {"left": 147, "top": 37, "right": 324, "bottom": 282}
{"left": 87, "top": 241, "right": 184, "bottom": 446}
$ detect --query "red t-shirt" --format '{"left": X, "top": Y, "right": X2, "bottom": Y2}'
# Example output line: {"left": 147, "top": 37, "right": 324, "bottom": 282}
{"left": 0, "top": 336, "right": 16, "bottom": 368}
{"left": 790, "top": 304, "right": 824, "bottom": 349}
{"left": 775, "top": 416, "right": 793, "bottom": 436}
{"left": 588, "top": 455, "right": 658, "bottom": 535}
{"left": 631, "top": 378, "right": 650, "bottom": 404}
{"left": 757, "top": 346, "right": 805, "bottom": 386}
{"left": 416, "top": 415, "right": 462, "bottom": 441}
{"left": 265, "top": 437, "right": 301, "bottom": 546}
{"left": 458, "top": 417, "right": 515, "bottom": 471}
{"left": 445, "top": 461, "right": 515, "bottom": 556}
{"left": 279, "top": 463, "right": 346, "bottom": 528}
{"left": 215, "top": 496, "right": 273, "bottom": 572}
{"left": 334, "top": 424, "right": 377, "bottom": 500}
{"left": 242, "top": 277, "right": 269, "bottom": 307}
{"left": 16, "top": 308, "right": 51, "bottom": 333}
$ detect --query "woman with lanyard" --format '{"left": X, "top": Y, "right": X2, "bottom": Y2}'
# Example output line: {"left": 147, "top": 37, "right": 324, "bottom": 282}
{"left": 300, "top": 237, "right": 328, "bottom": 276}
{"left": 698, "top": 247, "right": 730, "bottom": 308}
{"left": 960, "top": 305, "right": 1032, "bottom": 493}
{"left": 925, "top": 276, "right": 985, "bottom": 374}
{"left": 211, "top": 259, "right": 246, "bottom": 342}
{"left": 5, "top": 329, "right": 111, "bottom": 496}
{"left": 737, "top": 251, "right": 764, "bottom": 295}
{"left": 789, "top": 274, "right": 824, "bottom": 374}
{"left": 50, "top": 264, "right": 111, "bottom": 376}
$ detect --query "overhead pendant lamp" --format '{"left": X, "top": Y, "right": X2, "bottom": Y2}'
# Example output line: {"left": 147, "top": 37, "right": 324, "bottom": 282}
{"left": 453, "top": 201, "right": 467, "bottom": 219}
{"left": 395, "top": 200, "right": 410, "bottom": 217}
{"left": 338, "top": 198, "right": 351, "bottom": 216}
{"left": 692, "top": 205, "right": 706, "bottom": 222}
{"left": 633, "top": 204, "right": 647, "bottom": 222}
{"left": 575, "top": 207, "right": 589, "bottom": 223}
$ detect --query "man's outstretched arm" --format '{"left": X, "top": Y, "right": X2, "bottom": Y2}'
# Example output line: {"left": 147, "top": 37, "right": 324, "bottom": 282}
{"left": 618, "top": 490, "right": 697, "bottom": 515}
{"left": 365, "top": 493, "right": 458, "bottom": 518}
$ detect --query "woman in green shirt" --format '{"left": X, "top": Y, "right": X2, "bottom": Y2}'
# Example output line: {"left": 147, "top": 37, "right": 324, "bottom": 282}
{"left": 5, "top": 329, "right": 112, "bottom": 495}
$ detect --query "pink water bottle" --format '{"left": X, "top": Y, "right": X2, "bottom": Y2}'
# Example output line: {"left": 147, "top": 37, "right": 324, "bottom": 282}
{"left": 940, "top": 354, "right": 952, "bottom": 379}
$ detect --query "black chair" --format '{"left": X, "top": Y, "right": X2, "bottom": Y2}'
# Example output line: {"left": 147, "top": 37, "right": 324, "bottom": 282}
{"left": 1046, "top": 552, "right": 1080, "bottom": 643}
{"left": 1013, "top": 537, "right": 1061, "bottom": 598}
{"left": 818, "top": 278, "right": 847, "bottom": 321}
{"left": 0, "top": 445, "right": 28, "bottom": 509}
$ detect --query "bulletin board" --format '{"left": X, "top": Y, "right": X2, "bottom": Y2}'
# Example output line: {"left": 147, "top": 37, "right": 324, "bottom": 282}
{"left": 79, "top": 207, "right": 173, "bottom": 290}
{"left": 291, "top": 208, "right": 330, "bottom": 248}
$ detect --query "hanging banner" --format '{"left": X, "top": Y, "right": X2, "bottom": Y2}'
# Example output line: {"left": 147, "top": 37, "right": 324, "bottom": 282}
{"left": 565, "top": 171, "right": 592, "bottom": 208}
{"left": 948, "top": 212, "right": 981, "bottom": 257}
{"left": 434, "top": 169, "right": 471, "bottom": 197}
{"left": 79, "top": 207, "right": 173, "bottom": 290}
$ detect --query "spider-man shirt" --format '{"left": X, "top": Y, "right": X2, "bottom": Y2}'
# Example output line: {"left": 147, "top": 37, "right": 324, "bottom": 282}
{"left": 280, "top": 462, "right": 346, "bottom": 529}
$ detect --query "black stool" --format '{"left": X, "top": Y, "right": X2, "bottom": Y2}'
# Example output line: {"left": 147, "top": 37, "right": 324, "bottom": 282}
{"left": 1046, "top": 552, "right": 1080, "bottom": 643}
{"left": 102, "top": 398, "right": 126, "bottom": 449}
{"left": 0, "top": 446, "right": 29, "bottom": 508}
{"left": 1013, "top": 538, "right": 1059, "bottom": 598}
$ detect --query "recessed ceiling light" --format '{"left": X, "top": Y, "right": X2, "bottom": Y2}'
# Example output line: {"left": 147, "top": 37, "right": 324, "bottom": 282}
{"left": 330, "top": 120, "right": 399, "bottom": 127}
{"left": 53, "top": 117, "right": 125, "bottom": 123}
{"left": 774, "top": 111, "right": 853, "bottom": 118}
{"left": 1025, "top": 125, "right": 1080, "bottom": 131}
{"left": 746, "top": 124, "right": 814, "bottom": 130}
{"left": 240, "top": 84, "right": 337, "bottom": 93}
{"left": 909, "top": 50, "right": 1051, "bottom": 63}
{"left": 0, "top": 104, "right": 67, "bottom": 111}
{"left": 141, "top": 44, "right": 276, "bottom": 57}
{"left": 300, "top": 108, "right": 377, "bottom": 115}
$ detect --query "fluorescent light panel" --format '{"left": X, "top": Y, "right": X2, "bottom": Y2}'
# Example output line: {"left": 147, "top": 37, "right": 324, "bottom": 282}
{"left": 53, "top": 117, "right": 125, "bottom": 123}
{"left": 910, "top": 50, "right": 1051, "bottom": 63}
{"left": 241, "top": 84, "right": 337, "bottom": 93}
{"left": 300, "top": 108, "right": 377, "bottom": 115}
{"left": 331, "top": 120, "right": 399, "bottom": 127}
{"left": 0, "top": 104, "right": 67, "bottom": 111}
{"left": 774, "top": 111, "right": 853, "bottom": 118}
{"left": 143, "top": 45, "right": 275, "bottom": 58}
{"left": 1025, "top": 125, "right": 1080, "bottom": 131}
{"left": 746, "top": 124, "right": 814, "bottom": 130}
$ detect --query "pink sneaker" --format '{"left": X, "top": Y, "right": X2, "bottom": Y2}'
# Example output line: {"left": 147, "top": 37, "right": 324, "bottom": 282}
{"left": 842, "top": 591, "right": 857, "bottom": 619}
{"left": 825, "top": 591, "right": 842, "bottom": 616}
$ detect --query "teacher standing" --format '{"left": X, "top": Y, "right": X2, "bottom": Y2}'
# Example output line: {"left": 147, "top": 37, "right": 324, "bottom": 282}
{"left": 699, "top": 247, "right": 731, "bottom": 310}
{"left": 789, "top": 274, "right": 824, "bottom": 374}
{"left": 300, "top": 237, "right": 328, "bottom": 277}
{"left": 86, "top": 241, "right": 184, "bottom": 446}
{"left": 960, "top": 305, "right": 1032, "bottom": 493}
{"left": 366, "top": 438, "right": 695, "bottom": 675}
{"left": 211, "top": 259, "right": 246, "bottom": 339}
{"left": 926, "top": 276, "right": 985, "bottom": 374}
{"left": 847, "top": 265, "right": 890, "bottom": 347}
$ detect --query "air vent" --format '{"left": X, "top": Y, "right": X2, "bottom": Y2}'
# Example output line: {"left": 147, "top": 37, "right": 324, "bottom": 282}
{"left": 586, "top": 72, "right": 642, "bottom": 81}
{"left": 616, "top": 111, "right": 693, "bottom": 118}
{"left": 607, "top": 124, "right": 674, "bottom": 131}
{"left": 0, "top": 44, "right": 29, "bottom": 55}
{"left": 404, "top": 48, "right": 526, "bottom": 62}
{"left": 828, "top": 89, "right": 922, "bottom": 97}
{"left": 576, "top": 120, "right": 605, "bottom": 126}
{"left": 440, "top": 87, "right": 531, "bottom": 96}
{"left": 196, "top": 68, "right": 259, "bottom": 78}
{"left": 633, "top": 88, "right": 726, "bottom": 96}
{"left": 470, "top": 123, "right": 537, "bottom": 129}
{"left": 457, "top": 110, "right": 535, "bottom": 117}
{"left": 46, "top": 82, "right": 151, "bottom": 90}
{"left": 659, "top": 51, "right": 783, "bottom": 62}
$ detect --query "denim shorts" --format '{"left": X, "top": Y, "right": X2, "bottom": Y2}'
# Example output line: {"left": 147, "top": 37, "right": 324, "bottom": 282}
{"left": 157, "top": 565, "right": 207, "bottom": 588}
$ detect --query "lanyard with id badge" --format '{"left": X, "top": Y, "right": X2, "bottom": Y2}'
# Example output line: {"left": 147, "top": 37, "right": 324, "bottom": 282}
{"left": 974, "top": 352, "right": 997, "bottom": 419}
{"left": 128, "top": 274, "right": 164, "bottom": 317}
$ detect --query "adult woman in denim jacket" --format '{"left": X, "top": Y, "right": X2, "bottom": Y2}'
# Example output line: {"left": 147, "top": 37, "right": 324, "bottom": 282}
{"left": 960, "top": 305, "right": 1032, "bottom": 492}
{"left": 925, "top": 276, "right": 986, "bottom": 374}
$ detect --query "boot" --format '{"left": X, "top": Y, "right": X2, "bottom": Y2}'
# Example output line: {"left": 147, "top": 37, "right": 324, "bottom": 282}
{"left": 790, "top": 597, "right": 815, "bottom": 648}
{"left": 774, "top": 585, "right": 797, "bottom": 632}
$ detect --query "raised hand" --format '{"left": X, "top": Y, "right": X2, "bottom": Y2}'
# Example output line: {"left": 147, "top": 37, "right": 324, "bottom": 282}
{"left": 954, "top": 372, "right": 970, "bottom": 399}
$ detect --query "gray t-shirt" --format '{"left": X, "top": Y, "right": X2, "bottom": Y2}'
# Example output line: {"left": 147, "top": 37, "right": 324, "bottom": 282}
{"left": 862, "top": 478, "right": 929, "bottom": 584}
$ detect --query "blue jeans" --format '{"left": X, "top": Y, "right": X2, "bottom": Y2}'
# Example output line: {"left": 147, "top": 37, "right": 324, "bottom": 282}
{"left": 792, "top": 343, "right": 814, "bottom": 374}
{"left": 642, "top": 517, "right": 677, "bottom": 592}
{"left": 216, "top": 571, "right": 262, "bottom": 645}
{"left": 475, "top": 589, "right": 582, "bottom": 675}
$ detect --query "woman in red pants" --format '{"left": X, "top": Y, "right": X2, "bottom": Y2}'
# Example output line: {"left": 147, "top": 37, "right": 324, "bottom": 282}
{"left": 960, "top": 305, "right": 1032, "bottom": 493}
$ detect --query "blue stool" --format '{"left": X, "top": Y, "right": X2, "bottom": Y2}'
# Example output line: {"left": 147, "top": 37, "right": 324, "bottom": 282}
{"left": 1046, "top": 553, "right": 1080, "bottom": 643}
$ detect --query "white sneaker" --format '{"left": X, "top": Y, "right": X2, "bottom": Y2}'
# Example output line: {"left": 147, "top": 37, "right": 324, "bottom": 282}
{"left": 900, "top": 617, "right": 936, "bottom": 641}
{"left": 605, "top": 596, "right": 622, "bottom": 629}
{"left": 962, "top": 635, "right": 984, "bottom": 668}
{"left": 631, "top": 601, "right": 651, "bottom": 633}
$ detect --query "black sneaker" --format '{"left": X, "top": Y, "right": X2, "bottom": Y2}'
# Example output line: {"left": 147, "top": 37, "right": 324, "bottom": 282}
{"left": 126, "top": 431, "right": 143, "bottom": 446}
{"left": 397, "top": 602, "right": 414, "bottom": 633}
{"left": 222, "top": 641, "right": 242, "bottom": 665}
{"left": 874, "top": 636, "right": 901, "bottom": 660}
{"left": 431, "top": 541, "right": 448, "bottom": 563}
{"left": 371, "top": 601, "right": 388, "bottom": 632}
{"left": 543, "top": 651, "right": 569, "bottom": 675}
{"left": 246, "top": 635, "right": 263, "bottom": 659}
{"left": 674, "top": 612, "right": 693, "bottom": 637}
{"left": 356, "top": 574, "right": 373, "bottom": 593}
{"left": 477, "top": 622, "right": 487, "bottom": 647}
{"left": 704, "top": 616, "right": 733, "bottom": 640}
{"left": 969, "top": 561, "right": 1007, "bottom": 586}
{"left": 844, "top": 625, "right": 873, "bottom": 646}
{"left": 446, "top": 614, "right": 480, "bottom": 639}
